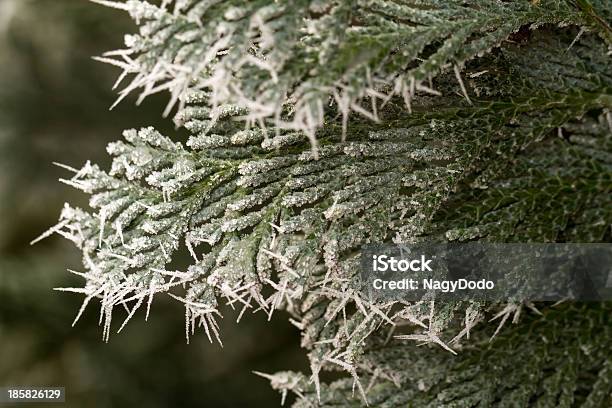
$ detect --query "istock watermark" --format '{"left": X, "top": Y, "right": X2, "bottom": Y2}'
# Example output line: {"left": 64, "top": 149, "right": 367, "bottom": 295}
{"left": 372, "top": 254, "right": 433, "bottom": 272}
{"left": 360, "top": 243, "right": 612, "bottom": 302}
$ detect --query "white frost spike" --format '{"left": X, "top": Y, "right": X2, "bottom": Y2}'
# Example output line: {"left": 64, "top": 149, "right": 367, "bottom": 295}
{"left": 169, "top": 293, "right": 223, "bottom": 346}
{"left": 395, "top": 302, "right": 457, "bottom": 354}
{"left": 325, "top": 357, "right": 368, "bottom": 405}
{"left": 416, "top": 83, "right": 441, "bottom": 96}
{"left": 145, "top": 279, "right": 155, "bottom": 321}
{"left": 260, "top": 248, "right": 300, "bottom": 279}
{"left": 53, "top": 287, "right": 91, "bottom": 294}
{"left": 394, "top": 332, "right": 457, "bottom": 355}
{"left": 158, "top": 240, "right": 169, "bottom": 261}
{"left": 310, "top": 361, "right": 322, "bottom": 402}
{"left": 116, "top": 220, "right": 125, "bottom": 246}
{"left": 186, "top": 239, "right": 199, "bottom": 262}
{"left": 52, "top": 162, "right": 80, "bottom": 174}
{"left": 489, "top": 303, "right": 521, "bottom": 341}
{"left": 454, "top": 64, "right": 472, "bottom": 105}
{"left": 264, "top": 278, "right": 299, "bottom": 320}
{"left": 566, "top": 28, "right": 585, "bottom": 52}
{"left": 391, "top": 306, "right": 428, "bottom": 329}
{"left": 468, "top": 70, "right": 489, "bottom": 78}
{"left": 58, "top": 177, "right": 87, "bottom": 191}
{"left": 92, "top": 55, "right": 135, "bottom": 71}
{"left": 117, "top": 296, "right": 144, "bottom": 333}
{"left": 365, "top": 368, "right": 381, "bottom": 394}
{"left": 68, "top": 284, "right": 106, "bottom": 327}
{"left": 102, "top": 291, "right": 114, "bottom": 343}
{"left": 450, "top": 307, "right": 483, "bottom": 344}
{"left": 67, "top": 269, "right": 103, "bottom": 283}
{"left": 98, "top": 208, "right": 107, "bottom": 248}
{"left": 219, "top": 282, "right": 255, "bottom": 309}
{"left": 253, "top": 371, "right": 306, "bottom": 406}
{"left": 30, "top": 219, "right": 70, "bottom": 245}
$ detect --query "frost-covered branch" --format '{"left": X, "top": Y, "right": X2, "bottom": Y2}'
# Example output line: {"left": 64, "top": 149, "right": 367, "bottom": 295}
{"left": 93, "top": 0, "right": 601, "bottom": 138}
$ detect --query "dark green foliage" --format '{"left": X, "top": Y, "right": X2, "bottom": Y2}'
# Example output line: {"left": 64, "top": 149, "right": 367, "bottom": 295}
{"left": 285, "top": 304, "right": 612, "bottom": 407}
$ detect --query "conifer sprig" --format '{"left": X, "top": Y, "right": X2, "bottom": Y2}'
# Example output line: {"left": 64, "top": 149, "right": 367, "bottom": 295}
{"left": 92, "top": 0, "right": 600, "bottom": 140}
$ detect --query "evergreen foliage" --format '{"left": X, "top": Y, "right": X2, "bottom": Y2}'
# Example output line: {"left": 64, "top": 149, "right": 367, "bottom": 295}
{"left": 92, "top": 0, "right": 609, "bottom": 138}
{"left": 43, "top": 0, "right": 611, "bottom": 406}
{"left": 281, "top": 304, "right": 612, "bottom": 407}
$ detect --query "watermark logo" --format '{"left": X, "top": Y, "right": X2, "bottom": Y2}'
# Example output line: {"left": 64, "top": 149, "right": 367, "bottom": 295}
{"left": 361, "top": 243, "right": 612, "bottom": 302}
{"left": 372, "top": 254, "right": 432, "bottom": 272}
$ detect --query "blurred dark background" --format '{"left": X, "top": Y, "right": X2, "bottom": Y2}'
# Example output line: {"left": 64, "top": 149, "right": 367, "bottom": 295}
{"left": 0, "top": 1, "right": 305, "bottom": 406}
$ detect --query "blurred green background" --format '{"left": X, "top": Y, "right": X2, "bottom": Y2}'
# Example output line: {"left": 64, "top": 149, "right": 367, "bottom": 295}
{"left": 0, "top": 1, "right": 305, "bottom": 406}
